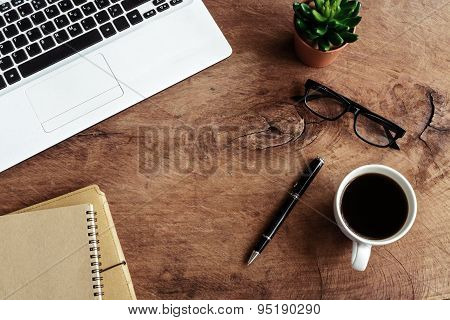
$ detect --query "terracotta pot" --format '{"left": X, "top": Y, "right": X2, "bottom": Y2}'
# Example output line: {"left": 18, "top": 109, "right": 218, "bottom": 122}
{"left": 293, "top": 30, "right": 348, "bottom": 68}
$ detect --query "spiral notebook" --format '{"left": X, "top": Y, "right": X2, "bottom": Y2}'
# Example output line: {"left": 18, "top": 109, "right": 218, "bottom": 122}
{"left": 0, "top": 204, "right": 102, "bottom": 300}
{"left": 13, "top": 185, "right": 136, "bottom": 300}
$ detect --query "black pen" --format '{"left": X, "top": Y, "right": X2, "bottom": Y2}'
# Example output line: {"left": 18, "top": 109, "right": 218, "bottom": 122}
{"left": 247, "top": 157, "right": 325, "bottom": 265}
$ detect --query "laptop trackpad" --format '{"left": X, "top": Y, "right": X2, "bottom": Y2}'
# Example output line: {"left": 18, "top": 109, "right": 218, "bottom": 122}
{"left": 26, "top": 54, "right": 123, "bottom": 132}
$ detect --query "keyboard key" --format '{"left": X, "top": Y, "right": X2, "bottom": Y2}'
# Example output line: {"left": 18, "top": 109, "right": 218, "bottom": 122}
{"left": 157, "top": 3, "right": 169, "bottom": 12}
{"left": 4, "top": 10, "right": 20, "bottom": 23}
{"left": 4, "top": 68, "right": 21, "bottom": 85}
{"left": 126, "top": 10, "right": 142, "bottom": 25}
{"left": 73, "top": 0, "right": 87, "bottom": 5}
{"left": 31, "top": 11, "right": 47, "bottom": 25}
{"left": 67, "top": 22, "right": 82, "bottom": 37}
{"left": 122, "top": 0, "right": 150, "bottom": 12}
{"left": 19, "top": 29, "right": 103, "bottom": 78}
{"left": 3, "top": 24, "right": 19, "bottom": 38}
{"left": 153, "top": 0, "right": 165, "bottom": 5}
{"left": 68, "top": 8, "right": 82, "bottom": 22}
{"left": 53, "top": 29, "right": 69, "bottom": 43}
{"left": 0, "top": 31, "right": 4, "bottom": 43}
{"left": 12, "top": 0, "right": 25, "bottom": 7}
{"left": 94, "top": 10, "right": 109, "bottom": 24}
{"left": 17, "top": 17, "right": 33, "bottom": 32}
{"left": 143, "top": 9, "right": 156, "bottom": 19}
{"left": 17, "top": 3, "right": 33, "bottom": 17}
{"left": 0, "top": 56, "right": 14, "bottom": 71}
{"left": 58, "top": 0, "right": 74, "bottom": 12}
{"left": 12, "top": 49, "right": 27, "bottom": 64}
{"left": 113, "top": 16, "right": 129, "bottom": 32}
{"left": 26, "top": 27, "right": 43, "bottom": 42}
{"left": 40, "top": 20, "right": 56, "bottom": 34}
{"left": 94, "top": 0, "right": 110, "bottom": 9}
{"left": 0, "top": 40, "right": 15, "bottom": 55}
{"left": 99, "top": 22, "right": 115, "bottom": 38}
{"left": 54, "top": 15, "right": 70, "bottom": 28}
{"left": 0, "top": 75, "right": 6, "bottom": 90}
{"left": 107, "top": 4, "right": 122, "bottom": 18}
{"left": 81, "top": 2, "right": 97, "bottom": 16}
{"left": 170, "top": 0, "right": 183, "bottom": 5}
{"left": 81, "top": 16, "right": 96, "bottom": 31}
{"left": 0, "top": 16, "right": 5, "bottom": 28}
{"left": 12, "top": 34, "right": 28, "bottom": 48}
{"left": 25, "top": 42, "right": 42, "bottom": 56}
{"left": 44, "top": 5, "right": 60, "bottom": 19}
{"left": 0, "top": 3, "right": 12, "bottom": 13}
{"left": 31, "top": 0, "right": 47, "bottom": 11}
{"left": 39, "top": 35, "right": 55, "bottom": 50}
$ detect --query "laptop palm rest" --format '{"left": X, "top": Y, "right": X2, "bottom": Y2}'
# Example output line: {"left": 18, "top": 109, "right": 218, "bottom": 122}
{"left": 25, "top": 54, "right": 124, "bottom": 133}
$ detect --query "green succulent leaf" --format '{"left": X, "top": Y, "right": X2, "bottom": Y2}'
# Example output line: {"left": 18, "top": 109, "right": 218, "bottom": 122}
{"left": 335, "top": 1, "right": 358, "bottom": 19}
{"left": 299, "top": 3, "right": 314, "bottom": 19}
{"left": 313, "top": 25, "right": 328, "bottom": 36}
{"left": 293, "top": 1, "right": 302, "bottom": 11}
{"left": 330, "top": 0, "right": 341, "bottom": 19}
{"left": 340, "top": 31, "right": 359, "bottom": 43}
{"left": 294, "top": 2, "right": 309, "bottom": 20}
{"left": 351, "top": 2, "right": 361, "bottom": 17}
{"left": 341, "top": 0, "right": 357, "bottom": 11}
{"left": 334, "top": 0, "right": 343, "bottom": 16}
{"left": 304, "top": 29, "right": 320, "bottom": 40}
{"left": 329, "top": 19, "right": 350, "bottom": 31}
{"left": 312, "top": 9, "right": 328, "bottom": 23}
{"left": 340, "top": 16, "right": 362, "bottom": 28}
{"left": 323, "top": 1, "right": 331, "bottom": 18}
{"left": 295, "top": 17, "right": 308, "bottom": 32}
{"left": 318, "top": 38, "right": 331, "bottom": 51}
{"left": 327, "top": 31, "right": 344, "bottom": 46}
{"left": 314, "top": 0, "right": 325, "bottom": 13}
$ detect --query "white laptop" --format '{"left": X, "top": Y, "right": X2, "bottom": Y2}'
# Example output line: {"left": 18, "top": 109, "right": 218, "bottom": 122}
{"left": 0, "top": 0, "right": 231, "bottom": 172}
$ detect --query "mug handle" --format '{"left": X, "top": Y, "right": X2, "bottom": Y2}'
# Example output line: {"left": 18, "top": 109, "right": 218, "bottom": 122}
{"left": 352, "top": 242, "right": 371, "bottom": 271}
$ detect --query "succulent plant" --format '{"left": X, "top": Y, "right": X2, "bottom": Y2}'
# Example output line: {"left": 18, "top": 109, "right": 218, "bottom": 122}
{"left": 293, "top": 0, "right": 362, "bottom": 52}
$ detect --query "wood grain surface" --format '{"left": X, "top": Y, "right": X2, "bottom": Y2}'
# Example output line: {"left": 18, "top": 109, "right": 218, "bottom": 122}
{"left": 0, "top": 0, "right": 449, "bottom": 299}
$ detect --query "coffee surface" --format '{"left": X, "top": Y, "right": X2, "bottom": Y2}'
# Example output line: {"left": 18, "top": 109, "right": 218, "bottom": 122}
{"left": 341, "top": 173, "right": 409, "bottom": 240}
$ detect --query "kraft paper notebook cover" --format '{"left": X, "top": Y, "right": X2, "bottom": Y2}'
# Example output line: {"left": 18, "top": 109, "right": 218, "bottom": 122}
{"left": 0, "top": 204, "right": 102, "bottom": 299}
{"left": 13, "top": 185, "right": 136, "bottom": 300}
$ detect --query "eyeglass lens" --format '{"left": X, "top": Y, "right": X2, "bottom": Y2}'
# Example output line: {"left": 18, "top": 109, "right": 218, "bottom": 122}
{"left": 305, "top": 87, "right": 346, "bottom": 120}
{"left": 355, "top": 113, "right": 395, "bottom": 147}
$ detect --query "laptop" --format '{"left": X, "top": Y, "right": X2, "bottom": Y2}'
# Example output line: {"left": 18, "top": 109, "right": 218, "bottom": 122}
{"left": 0, "top": 0, "right": 231, "bottom": 173}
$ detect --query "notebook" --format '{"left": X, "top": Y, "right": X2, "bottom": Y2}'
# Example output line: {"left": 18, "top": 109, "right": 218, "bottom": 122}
{"left": 0, "top": 204, "right": 102, "bottom": 300}
{"left": 13, "top": 185, "right": 136, "bottom": 300}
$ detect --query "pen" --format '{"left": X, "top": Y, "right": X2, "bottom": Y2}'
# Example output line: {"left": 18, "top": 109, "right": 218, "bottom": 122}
{"left": 247, "top": 157, "right": 325, "bottom": 265}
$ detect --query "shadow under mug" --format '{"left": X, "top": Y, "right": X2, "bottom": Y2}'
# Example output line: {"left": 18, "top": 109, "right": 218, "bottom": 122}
{"left": 333, "top": 165, "right": 417, "bottom": 271}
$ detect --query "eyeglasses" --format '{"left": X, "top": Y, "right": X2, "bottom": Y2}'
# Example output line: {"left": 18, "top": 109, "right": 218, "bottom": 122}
{"left": 294, "top": 79, "right": 406, "bottom": 150}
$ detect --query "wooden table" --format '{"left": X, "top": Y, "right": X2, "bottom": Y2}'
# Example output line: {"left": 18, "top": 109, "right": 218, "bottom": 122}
{"left": 0, "top": 0, "right": 449, "bottom": 299}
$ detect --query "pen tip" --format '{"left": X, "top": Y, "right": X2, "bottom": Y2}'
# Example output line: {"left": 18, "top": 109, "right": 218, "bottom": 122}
{"left": 247, "top": 251, "right": 260, "bottom": 265}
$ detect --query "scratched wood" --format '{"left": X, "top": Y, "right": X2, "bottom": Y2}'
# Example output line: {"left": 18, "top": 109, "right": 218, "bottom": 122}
{"left": 0, "top": 0, "right": 449, "bottom": 299}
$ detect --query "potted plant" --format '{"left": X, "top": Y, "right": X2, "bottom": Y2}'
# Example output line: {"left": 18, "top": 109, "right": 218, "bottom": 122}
{"left": 293, "top": 0, "right": 362, "bottom": 67}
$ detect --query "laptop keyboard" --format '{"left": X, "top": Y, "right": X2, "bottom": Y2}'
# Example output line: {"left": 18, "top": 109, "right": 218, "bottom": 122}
{"left": 0, "top": 0, "right": 185, "bottom": 91}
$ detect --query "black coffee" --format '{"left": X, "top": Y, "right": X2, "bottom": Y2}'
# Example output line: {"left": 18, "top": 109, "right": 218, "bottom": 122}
{"left": 341, "top": 173, "right": 408, "bottom": 240}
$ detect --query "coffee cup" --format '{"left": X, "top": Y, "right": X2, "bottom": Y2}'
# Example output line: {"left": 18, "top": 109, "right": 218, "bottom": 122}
{"left": 334, "top": 165, "right": 417, "bottom": 271}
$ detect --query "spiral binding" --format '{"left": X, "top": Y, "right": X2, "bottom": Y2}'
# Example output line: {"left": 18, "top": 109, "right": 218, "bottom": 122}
{"left": 86, "top": 210, "right": 104, "bottom": 299}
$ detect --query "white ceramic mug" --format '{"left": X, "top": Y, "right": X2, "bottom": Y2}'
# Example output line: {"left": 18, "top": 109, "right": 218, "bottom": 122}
{"left": 334, "top": 165, "right": 417, "bottom": 271}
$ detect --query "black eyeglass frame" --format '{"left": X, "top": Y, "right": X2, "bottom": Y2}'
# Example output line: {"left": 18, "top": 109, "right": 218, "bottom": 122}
{"left": 298, "top": 79, "right": 406, "bottom": 150}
